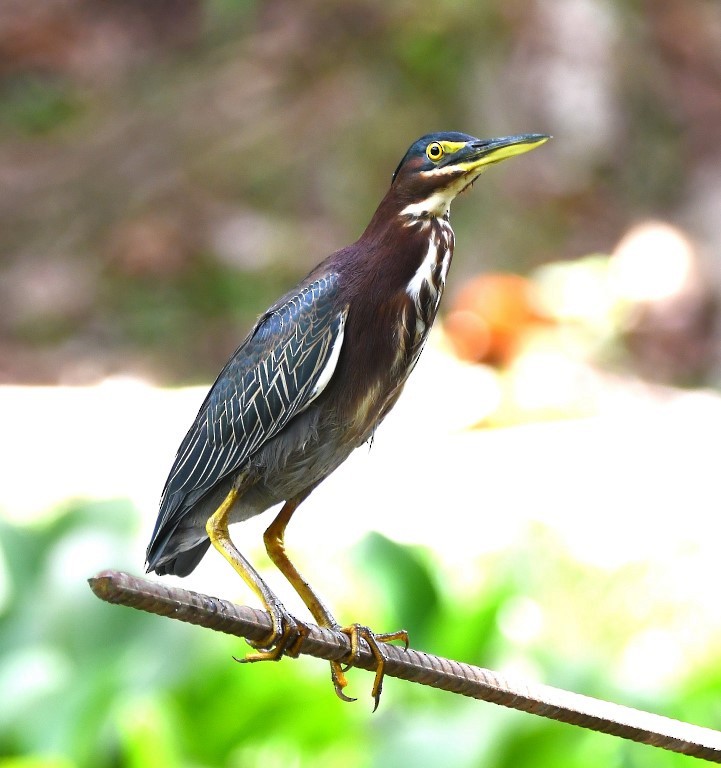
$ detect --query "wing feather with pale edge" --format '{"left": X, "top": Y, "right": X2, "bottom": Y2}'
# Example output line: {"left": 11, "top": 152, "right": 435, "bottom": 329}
{"left": 149, "top": 273, "right": 346, "bottom": 543}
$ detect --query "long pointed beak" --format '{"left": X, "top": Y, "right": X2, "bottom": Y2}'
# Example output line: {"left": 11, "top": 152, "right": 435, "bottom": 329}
{"left": 455, "top": 133, "right": 550, "bottom": 172}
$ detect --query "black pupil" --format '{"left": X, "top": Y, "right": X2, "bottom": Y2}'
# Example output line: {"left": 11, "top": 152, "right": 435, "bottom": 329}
{"left": 430, "top": 145, "right": 440, "bottom": 157}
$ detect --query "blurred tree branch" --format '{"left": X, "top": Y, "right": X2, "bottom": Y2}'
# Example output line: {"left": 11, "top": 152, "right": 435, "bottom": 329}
{"left": 90, "top": 569, "right": 721, "bottom": 763}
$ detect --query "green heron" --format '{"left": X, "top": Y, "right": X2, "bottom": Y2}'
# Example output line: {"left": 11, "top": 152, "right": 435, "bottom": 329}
{"left": 146, "top": 131, "right": 549, "bottom": 707}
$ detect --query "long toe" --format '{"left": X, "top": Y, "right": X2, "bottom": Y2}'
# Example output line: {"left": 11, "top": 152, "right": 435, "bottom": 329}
{"left": 340, "top": 624, "right": 409, "bottom": 711}
{"left": 241, "top": 605, "right": 304, "bottom": 662}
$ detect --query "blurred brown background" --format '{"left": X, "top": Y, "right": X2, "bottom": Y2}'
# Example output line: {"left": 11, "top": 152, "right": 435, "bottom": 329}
{"left": 2, "top": 0, "right": 720, "bottom": 387}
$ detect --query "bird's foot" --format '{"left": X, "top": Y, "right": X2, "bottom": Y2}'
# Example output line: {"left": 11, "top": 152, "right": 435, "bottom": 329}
{"left": 234, "top": 600, "right": 309, "bottom": 663}
{"left": 331, "top": 624, "right": 409, "bottom": 711}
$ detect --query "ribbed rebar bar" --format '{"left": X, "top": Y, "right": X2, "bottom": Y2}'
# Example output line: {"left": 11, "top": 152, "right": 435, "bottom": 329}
{"left": 89, "top": 570, "right": 721, "bottom": 762}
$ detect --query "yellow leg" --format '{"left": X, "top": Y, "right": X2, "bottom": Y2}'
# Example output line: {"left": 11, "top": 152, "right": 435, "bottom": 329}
{"left": 263, "top": 497, "right": 409, "bottom": 709}
{"left": 206, "top": 487, "right": 304, "bottom": 661}
{"left": 263, "top": 497, "right": 338, "bottom": 626}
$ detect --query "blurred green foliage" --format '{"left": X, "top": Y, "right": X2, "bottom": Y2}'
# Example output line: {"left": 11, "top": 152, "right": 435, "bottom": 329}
{"left": 1, "top": 500, "right": 719, "bottom": 767}
{"left": 0, "top": 76, "right": 83, "bottom": 136}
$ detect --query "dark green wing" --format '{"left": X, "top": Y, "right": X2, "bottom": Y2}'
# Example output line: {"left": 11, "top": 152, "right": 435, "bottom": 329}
{"left": 148, "top": 273, "right": 346, "bottom": 555}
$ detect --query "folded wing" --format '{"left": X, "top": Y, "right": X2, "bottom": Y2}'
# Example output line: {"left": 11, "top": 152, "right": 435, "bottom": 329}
{"left": 146, "top": 273, "right": 347, "bottom": 564}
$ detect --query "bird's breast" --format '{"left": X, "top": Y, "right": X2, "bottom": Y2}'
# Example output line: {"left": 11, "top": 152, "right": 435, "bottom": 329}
{"left": 404, "top": 218, "right": 454, "bottom": 352}
{"left": 324, "top": 217, "right": 455, "bottom": 446}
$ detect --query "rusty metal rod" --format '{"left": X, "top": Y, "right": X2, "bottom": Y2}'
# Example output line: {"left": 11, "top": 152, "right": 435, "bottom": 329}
{"left": 89, "top": 569, "right": 721, "bottom": 762}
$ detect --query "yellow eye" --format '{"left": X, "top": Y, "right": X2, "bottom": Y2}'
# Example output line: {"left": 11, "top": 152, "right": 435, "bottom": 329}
{"left": 426, "top": 142, "right": 444, "bottom": 161}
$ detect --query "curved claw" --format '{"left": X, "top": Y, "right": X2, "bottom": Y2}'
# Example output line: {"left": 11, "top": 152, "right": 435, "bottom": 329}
{"left": 338, "top": 624, "right": 409, "bottom": 711}
{"left": 330, "top": 661, "right": 357, "bottom": 702}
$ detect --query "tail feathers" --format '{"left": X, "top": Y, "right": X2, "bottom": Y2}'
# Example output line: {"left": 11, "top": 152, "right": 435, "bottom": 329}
{"left": 146, "top": 523, "right": 211, "bottom": 577}
{"left": 147, "top": 539, "right": 211, "bottom": 577}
